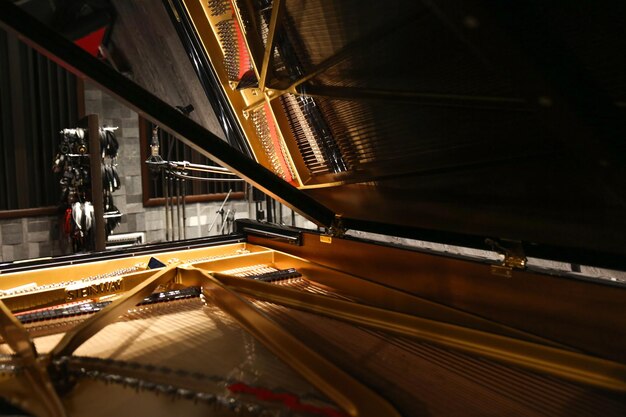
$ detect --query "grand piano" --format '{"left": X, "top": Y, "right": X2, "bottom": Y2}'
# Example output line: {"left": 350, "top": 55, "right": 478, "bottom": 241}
{"left": 1, "top": 1, "right": 626, "bottom": 416}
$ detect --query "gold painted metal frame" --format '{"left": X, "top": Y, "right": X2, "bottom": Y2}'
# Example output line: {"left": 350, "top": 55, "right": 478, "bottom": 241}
{"left": 2, "top": 248, "right": 626, "bottom": 417}
{"left": 0, "top": 262, "right": 401, "bottom": 417}
{"left": 207, "top": 270, "right": 626, "bottom": 392}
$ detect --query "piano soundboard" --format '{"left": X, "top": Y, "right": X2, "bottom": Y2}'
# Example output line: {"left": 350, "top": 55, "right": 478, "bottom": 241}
{"left": 1, "top": 241, "right": 625, "bottom": 417}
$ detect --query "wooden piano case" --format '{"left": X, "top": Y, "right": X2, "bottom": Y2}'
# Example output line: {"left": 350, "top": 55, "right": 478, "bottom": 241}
{"left": 1, "top": 1, "right": 626, "bottom": 416}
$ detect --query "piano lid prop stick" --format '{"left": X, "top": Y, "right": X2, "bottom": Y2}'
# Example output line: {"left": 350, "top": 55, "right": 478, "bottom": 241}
{"left": 208, "top": 189, "right": 232, "bottom": 234}
{"left": 176, "top": 176, "right": 182, "bottom": 240}
{"left": 169, "top": 172, "right": 175, "bottom": 240}
{"left": 181, "top": 178, "right": 187, "bottom": 239}
{"left": 163, "top": 170, "right": 170, "bottom": 241}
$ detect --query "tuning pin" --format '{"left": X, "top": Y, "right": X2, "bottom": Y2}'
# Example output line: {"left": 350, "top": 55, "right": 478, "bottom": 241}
{"left": 195, "top": 392, "right": 216, "bottom": 406}
{"left": 214, "top": 397, "right": 240, "bottom": 413}
{"left": 124, "top": 377, "right": 139, "bottom": 391}
{"left": 104, "top": 374, "right": 122, "bottom": 385}
{"left": 244, "top": 404, "right": 262, "bottom": 416}
{"left": 177, "top": 388, "right": 194, "bottom": 401}
{"left": 156, "top": 384, "right": 177, "bottom": 397}
{"left": 139, "top": 380, "right": 156, "bottom": 392}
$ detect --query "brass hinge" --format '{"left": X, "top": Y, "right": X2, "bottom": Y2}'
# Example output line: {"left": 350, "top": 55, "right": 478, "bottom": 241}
{"left": 486, "top": 239, "right": 527, "bottom": 278}
{"left": 325, "top": 215, "right": 346, "bottom": 238}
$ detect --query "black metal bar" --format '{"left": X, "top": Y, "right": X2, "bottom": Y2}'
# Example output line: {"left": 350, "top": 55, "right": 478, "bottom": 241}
{"left": 162, "top": 171, "right": 170, "bottom": 241}
{"left": 265, "top": 195, "right": 273, "bottom": 223}
{"left": 0, "top": 1, "right": 335, "bottom": 228}
{"left": 176, "top": 176, "right": 181, "bottom": 239}
{"left": 83, "top": 114, "right": 106, "bottom": 251}
{"left": 0, "top": 234, "right": 246, "bottom": 274}
{"left": 181, "top": 176, "right": 186, "bottom": 240}
{"left": 236, "top": 219, "right": 302, "bottom": 246}
{"left": 163, "top": 0, "right": 253, "bottom": 159}
{"left": 169, "top": 173, "right": 175, "bottom": 239}
{"left": 298, "top": 84, "right": 529, "bottom": 111}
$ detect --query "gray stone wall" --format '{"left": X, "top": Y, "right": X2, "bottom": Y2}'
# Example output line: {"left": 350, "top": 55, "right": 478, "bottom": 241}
{"left": 0, "top": 84, "right": 258, "bottom": 262}
{"left": 83, "top": 82, "right": 255, "bottom": 244}
{"left": 84, "top": 84, "right": 320, "bottom": 243}
{"left": 1, "top": 216, "right": 63, "bottom": 262}
{"left": 1, "top": 83, "right": 318, "bottom": 263}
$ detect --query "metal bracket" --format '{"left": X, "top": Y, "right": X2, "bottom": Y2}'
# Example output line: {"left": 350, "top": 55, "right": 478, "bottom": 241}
{"left": 486, "top": 238, "right": 527, "bottom": 277}
{"left": 326, "top": 215, "right": 347, "bottom": 238}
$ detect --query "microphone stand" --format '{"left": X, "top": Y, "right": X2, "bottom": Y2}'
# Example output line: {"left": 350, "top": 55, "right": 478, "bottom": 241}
{"left": 208, "top": 189, "right": 232, "bottom": 235}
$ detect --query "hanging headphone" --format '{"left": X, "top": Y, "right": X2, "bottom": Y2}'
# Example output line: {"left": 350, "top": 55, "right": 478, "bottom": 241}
{"left": 100, "top": 127, "right": 119, "bottom": 158}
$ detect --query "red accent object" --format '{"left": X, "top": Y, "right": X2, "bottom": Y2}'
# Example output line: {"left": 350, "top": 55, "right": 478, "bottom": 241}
{"left": 228, "top": 382, "right": 348, "bottom": 417}
{"left": 64, "top": 208, "right": 73, "bottom": 235}
{"left": 73, "top": 27, "right": 106, "bottom": 57}
{"left": 231, "top": 3, "right": 251, "bottom": 78}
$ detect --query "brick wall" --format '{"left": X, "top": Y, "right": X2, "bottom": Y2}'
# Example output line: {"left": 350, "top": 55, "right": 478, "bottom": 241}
{"left": 1, "top": 217, "right": 63, "bottom": 262}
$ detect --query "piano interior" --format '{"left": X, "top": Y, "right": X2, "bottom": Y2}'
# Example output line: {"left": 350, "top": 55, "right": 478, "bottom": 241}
{"left": 1, "top": 234, "right": 625, "bottom": 417}
{"left": 1, "top": 0, "right": 626, "bottom": 416}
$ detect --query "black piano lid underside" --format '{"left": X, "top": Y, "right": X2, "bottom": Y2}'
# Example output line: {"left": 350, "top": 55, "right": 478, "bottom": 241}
{"left": 168, "top": 0, "right": 626, "bottom": 269}
{"left": 0, "top": 1, "right": 335, "bottom": 225}
{"left": 3, "top": 1, "right": 626, "bottom": 270}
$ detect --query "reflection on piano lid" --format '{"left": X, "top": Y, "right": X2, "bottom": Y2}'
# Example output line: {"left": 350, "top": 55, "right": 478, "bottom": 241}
{"left": 1, "top": 241, "right": 626, "bottom": 416}
{"left": 168, "top": 0, "right": 626, "bottom": 270}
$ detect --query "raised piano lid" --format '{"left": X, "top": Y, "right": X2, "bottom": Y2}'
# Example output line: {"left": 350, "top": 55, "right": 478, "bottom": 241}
{"left": 2, "top": 1, "right": 625, "bottom": 271}
{"left": 165, "top": 0, "right": 626, "bottom": 271}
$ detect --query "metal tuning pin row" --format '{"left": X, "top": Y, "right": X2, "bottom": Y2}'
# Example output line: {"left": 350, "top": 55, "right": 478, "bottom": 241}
{"left": 219, "top": 264, "right": 302, "bottom": 282}
{"left": 182, "top": 248, "right": 251, "bottom": 265}
{"left": 0, "top": 265, "right": 143, "bottom": 297}
{"left": 250, "top": 108, "right": 296, "bottom": 181}
{"left": 0, "top": 362, "right": 21, "bottom": 376}
{"left": 16, "top": 287, "right": 202, "bottom": 325}
{"left": 220, "top": 263, "right": 277, "bottom": 276}
{"left": 281, "top": 94, "right": 349, "bottom": 175}
{"left": 216, "top": 19, "right": 241, "bottom": 81}
{"left": 281, "top": 94, "right": 330, "bottom": 175}
{"left": 208, "top": 0, "right": 230, "bottom": 17}
{"left": 54, "top": 356, "right": 284, "bottom": 416}
{"left": 245, "top": 268, "right": 302, "bottom": 283}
